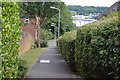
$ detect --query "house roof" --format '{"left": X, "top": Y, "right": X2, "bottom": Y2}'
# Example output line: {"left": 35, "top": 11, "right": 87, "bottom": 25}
{"left": 96, "top": 1, "right": 120, "bottom": 20}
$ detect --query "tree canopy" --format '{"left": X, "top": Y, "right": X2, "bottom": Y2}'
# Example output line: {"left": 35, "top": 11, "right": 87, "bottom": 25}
{"left": 42, "top": 2, "right": 75, "bottom": 36}
{"left": 21, "top": 2, "right": 75, "bottom": 36}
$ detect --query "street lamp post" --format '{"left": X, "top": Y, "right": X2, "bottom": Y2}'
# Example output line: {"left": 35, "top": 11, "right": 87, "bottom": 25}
{"left": 50, "top": 6, "right": 60, "bottom": 38}
{"left": 51, "top": 23, "right": 56, "bottom": 40}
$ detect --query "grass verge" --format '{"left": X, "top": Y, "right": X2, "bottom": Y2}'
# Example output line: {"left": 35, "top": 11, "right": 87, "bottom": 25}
{"left": 19, "top": 48, "right": 46, "bottom": 69}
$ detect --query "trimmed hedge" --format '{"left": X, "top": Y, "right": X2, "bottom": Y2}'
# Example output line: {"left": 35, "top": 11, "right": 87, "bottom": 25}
{"left": 75, "top": 14, "right": 120, "bottom": 79}
{"left": 57, "top": 12, "right": 120, "bottom": 79}
{"left": 57, "top": 30, "right": 76, "bottom": 70}
{"left": 1, "top": 2, "right": 20, "bottom": 78}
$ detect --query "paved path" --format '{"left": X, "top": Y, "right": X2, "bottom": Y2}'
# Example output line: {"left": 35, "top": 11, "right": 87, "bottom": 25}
{"left": 26, "top": 42, "right": 80, "bottom": 78}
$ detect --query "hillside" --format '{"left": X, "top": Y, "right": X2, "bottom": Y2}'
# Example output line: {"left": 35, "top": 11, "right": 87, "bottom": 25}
{"left": 68, "top": 5, "right": 108, "bottom": 15}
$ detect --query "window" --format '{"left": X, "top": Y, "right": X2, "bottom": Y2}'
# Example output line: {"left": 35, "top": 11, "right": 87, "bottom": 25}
{"left": 24, "top": 17, "right": 29, "bottom": 23}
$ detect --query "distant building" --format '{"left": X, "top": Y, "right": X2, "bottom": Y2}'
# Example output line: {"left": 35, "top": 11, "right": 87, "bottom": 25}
{"left": 72, "top": 15, "right": 84, "bottom": 20}
{"left": 96, "top": 1, "right": 120, "bottom": 20}
{"left": 72, "top": 15, "right": 97, "bottom": 27}
{"left": 80, "top": 19, "right": 97, "bottom": 26}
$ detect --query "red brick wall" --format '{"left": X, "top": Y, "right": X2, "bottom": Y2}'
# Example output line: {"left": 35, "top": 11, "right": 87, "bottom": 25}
{"left": 19, "top": 18, "right": 37, "bottom": 54}
{"left": 20, "top": 18, "right": 37, "bottom": 37}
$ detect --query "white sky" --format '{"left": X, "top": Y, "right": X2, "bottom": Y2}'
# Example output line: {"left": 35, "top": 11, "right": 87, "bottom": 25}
{"left": 61, "top": 0, "right": 119, "bottom": 7}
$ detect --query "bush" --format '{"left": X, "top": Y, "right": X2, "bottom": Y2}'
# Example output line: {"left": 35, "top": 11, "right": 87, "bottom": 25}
{"left": 1, "top": 2, "right": 20, "bottom": 78}
{"left": 18, "top": 58, "right": 28, "bottom": 78}
{"left": 33, "top": 40, "right": 48, "bottom": 48}
{"left": 40, "top": 29, "right": 53, "bottom": 40}
{"left": 33, "top": 29, "right": 53, "bottom": 48}
{"left": 40, "top": 29, "right": 53, "bottom": 47}
{"left": 40, "top": 40, "right": 48, "bottom": 47}
{"left": 57, "top": 12, "right": 120, "bottom": 79}
{"left": 75, "top": 13, "right": 120, "bottom": 79}
{"left": 57, "top": 30, "right": 76, "bottom": 70}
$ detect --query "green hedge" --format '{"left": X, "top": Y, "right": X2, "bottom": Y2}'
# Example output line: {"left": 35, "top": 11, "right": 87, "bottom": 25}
{"left": 75, "top": 14, "right": 120, "bottom": 79}
{"left": 1, "top": 2, "right": 20, "bottom": 78}
{"left": 57, "top": 30, "right": 76, "bottom": 70}
{"left": 57, "top": 12, "right": 120, "bottom": 79}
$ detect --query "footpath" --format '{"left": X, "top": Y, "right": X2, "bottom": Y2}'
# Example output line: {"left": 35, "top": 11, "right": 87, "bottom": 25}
{"left": 26, "top": 42, "right": 80, "bottom": 78}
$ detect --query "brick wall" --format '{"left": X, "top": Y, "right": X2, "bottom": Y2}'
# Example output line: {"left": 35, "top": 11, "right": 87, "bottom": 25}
{"left": 19, "top": 32, "right": 34, "bottom": 54}
{"left": 19, "top": 17, "right": 37, "bottom": 54}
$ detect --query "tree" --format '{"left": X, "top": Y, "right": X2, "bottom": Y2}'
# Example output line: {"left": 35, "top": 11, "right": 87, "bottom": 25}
{"left": 21, "top": 2, "right": 60, "bottom": 48}
{"left": 42, "top": 2, "right": 75, "bottom": 36}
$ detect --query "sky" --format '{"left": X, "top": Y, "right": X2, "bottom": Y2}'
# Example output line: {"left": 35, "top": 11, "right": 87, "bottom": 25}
{"left": 61, "top": 0, "right": 119, "bottom": 7}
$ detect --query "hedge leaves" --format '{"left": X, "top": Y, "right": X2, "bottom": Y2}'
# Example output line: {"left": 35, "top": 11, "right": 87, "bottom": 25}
{"left": 57, "top": 12, "right": 120, "bottom": 79}
{"left": 1, "top": 2, "right": 20, "bottom": 78}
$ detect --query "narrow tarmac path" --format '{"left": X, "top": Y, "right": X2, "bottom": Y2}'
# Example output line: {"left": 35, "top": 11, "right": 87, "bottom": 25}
{"left": 26, "top": 42, "right": 80, "bottom": 78}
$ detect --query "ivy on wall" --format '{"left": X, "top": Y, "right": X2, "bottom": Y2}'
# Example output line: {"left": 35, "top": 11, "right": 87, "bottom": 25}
{"left": 1, "top": 2, "right": 20, "bottom": 78}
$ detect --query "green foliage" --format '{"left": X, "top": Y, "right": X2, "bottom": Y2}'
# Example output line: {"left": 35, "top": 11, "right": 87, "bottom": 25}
{"left": 68, "top": 5, "right": 108, "bottom": 15}
{"left": 34, "top": 40, "right": 48, "bottom": 48}
{"left": 21, "top": 2, "right": 64, "bottom": 47}
{"left": 21, "top": 2, "right": 75, "bottom": 43}
{"left": 1, "top": 2, "right": 20, "bottom": 78}
{"left": 75, "top": 13, "right": 120, "bottom": 79}
{"left": 33, "top": 29, "right": 52, "bottom": 48}
{"left": 41, "top": 2, "right": 76, "bottom": 36}
{"left": 19, "top": 48, "right": 45, "bottom": 77}
{"left": 18, "top": 58, "right": 28, "bottom": 78}
{"left": 21, "top": 2, "right": 58, "bottom": 17}
{"left": 40, "top": 29, "right": 53, "bottom": 40}
{"left": 0, "top": 2, "right": 2, "bottom": 79}
{"left": 21, "top": 2, "right": 61, "bottom": 27}
{"left": 19, "top": 48, "right": 45, "bottom": 68}
{"left": 40, "top": 40, "right": 48, "bottom": 48}
{"left": 103, "top": 11, "right": 119, "bottom": 19}
{"left": 57, "top": 30, "right": 76, "bottom": 70}
{"left": 40, "top": 29, "right": 53, "bottom": 47}
{"left": 57, "top": 12, "right": 120, "bottom": 79}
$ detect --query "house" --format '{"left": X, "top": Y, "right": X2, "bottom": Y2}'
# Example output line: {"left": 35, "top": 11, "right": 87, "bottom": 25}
{"left": 19, "top": 17, "right": 37, "bottom": 54}
{"left": 96, "top": 1, "right": 120, "bottom": 20}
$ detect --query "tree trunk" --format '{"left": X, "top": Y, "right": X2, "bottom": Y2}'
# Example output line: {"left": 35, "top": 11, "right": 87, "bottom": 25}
{"left": 36, "top": 15, "right": 40, "bottom": 48}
